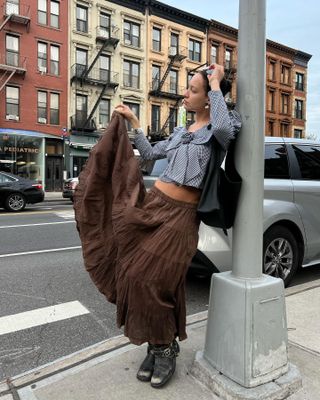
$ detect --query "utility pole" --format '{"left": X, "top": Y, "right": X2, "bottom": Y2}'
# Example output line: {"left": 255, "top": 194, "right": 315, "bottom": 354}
{"left": 192, "top": 1, "right": 302, "bottom": 397}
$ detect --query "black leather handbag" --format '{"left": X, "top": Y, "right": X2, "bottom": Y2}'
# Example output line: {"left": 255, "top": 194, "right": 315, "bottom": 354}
{"left": 197, "top": 137, "right": 242, "bottom": 233}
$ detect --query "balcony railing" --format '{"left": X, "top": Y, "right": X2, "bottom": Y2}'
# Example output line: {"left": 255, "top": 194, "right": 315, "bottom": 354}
{"left": 4, "top": 1, "right": 30, "bottom": 20}
{"left": 168, "top": 45, "right": 187, "bottom": 62}
{"left": 96, "top": 25, "right": 120, "bottom": 47}
{"left": 149, "top": 82, "right": 185, "bottom": 99}
{"left": 71, "top": 112, "right": 97, "bottom": 132}
{"left": 70, "top": 64, "right": 119, "bottom": 88}
{"left": 0, "top": 52, "right": 27, "bottom": 72}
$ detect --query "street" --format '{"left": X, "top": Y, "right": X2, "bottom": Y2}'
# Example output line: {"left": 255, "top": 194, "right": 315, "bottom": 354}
{"left": 1, "top": 200, "right": 319, "bottom": 381}
{"left": 0, "top": 200, "right": 210, "bottom": 380}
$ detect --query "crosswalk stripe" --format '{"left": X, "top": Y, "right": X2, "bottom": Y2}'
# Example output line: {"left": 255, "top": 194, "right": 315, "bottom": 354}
{"left": 0, "top": 301, "right": 90, "bottom": 336}
{"left": 0, "top": 221, "right": 75, "bottom": 229}
{"left": 0, "top": 246, "right": 81, "bottom": 258}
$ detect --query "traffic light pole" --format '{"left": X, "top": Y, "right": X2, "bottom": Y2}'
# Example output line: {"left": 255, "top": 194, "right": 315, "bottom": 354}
{"left": 191, "top": 1, "right": 302, "bottom": 397}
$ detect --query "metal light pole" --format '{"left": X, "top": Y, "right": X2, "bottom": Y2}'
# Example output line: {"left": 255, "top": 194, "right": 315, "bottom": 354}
{"left": 192, "top": 1, "right": 301, "bottom": 397}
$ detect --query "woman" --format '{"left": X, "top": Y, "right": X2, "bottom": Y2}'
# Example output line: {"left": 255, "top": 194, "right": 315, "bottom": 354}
{"left": 74, "top": 64, "right": 241, "bottom": 389}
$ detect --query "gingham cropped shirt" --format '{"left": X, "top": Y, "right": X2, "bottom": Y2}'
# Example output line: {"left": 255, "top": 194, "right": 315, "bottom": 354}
{"left": 134, "top": 90, "right": 242, "bottom": 189}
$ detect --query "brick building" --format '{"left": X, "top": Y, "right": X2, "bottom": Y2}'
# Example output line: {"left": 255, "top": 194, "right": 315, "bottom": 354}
{"left": 0, "top": 0, "right": 68, "bottom": 190}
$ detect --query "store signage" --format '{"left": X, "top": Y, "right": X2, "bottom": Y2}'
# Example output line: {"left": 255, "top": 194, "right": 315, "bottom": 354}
{"left": 0, "top": 146, "right": 39, "bottom": 154}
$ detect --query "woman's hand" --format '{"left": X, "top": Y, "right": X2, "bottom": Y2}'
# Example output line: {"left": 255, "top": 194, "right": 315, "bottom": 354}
{"left": 115, "top": 104, "right": 140, "bottom": 129}
{"left": 206, "top": 64, "right": 225, "bottom": 91}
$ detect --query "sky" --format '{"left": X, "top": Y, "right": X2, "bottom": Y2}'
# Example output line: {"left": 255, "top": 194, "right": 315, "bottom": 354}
{"left": 165, "top": 0, "right": 320, "bottom": 138}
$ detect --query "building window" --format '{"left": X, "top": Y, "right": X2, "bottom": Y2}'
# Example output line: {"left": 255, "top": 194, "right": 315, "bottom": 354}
{"left": 124, "top": 20, "right": 140, "bottom": 47}
{"left": 75, "top": 48, "right": 88, "bottom": 76}
{"left": 268, "top": 60, "right": 276, "bottom": 81}
{"left": 169, "top": 70, "right": 178, "bottom": 94}
{"left": 6, "top": 34, "right": 19, "bottom": 67}
{"left": 76, "top": 94, "right": 88, "bottom": 125}
{"left": 170, "top": 33, "right": 179, "bottom": 56}
{"left": 5, "top": 86, "right": 19, "bottom": 120}
{"left": 76, "top": 5, "right": 88, "bottom": 33}
{"left": 50, "top": 1, "right": 59, "bottom": 28}
{"left": 225, "top": 49, "right": 232, "bottom": 70}
{"left": 169, "top": 107, "right": 177, "bottom": 133}
{"left": 37, "top": 42, "right": 47, "bottom": 72}
{"left": 295, "top": 99, "right": 303, "bottom": 119}
{"left": 38, "top": 0, "right": 47, "bottom": 24}
{"left": 99, "top": 12, "right": 110, "bottom": 38}
{"left": 211, "top": 44, "right": 219, "bottom": 64}
{"left": 152, "top": 27, "right": 161, "bottom": 52}
{"left": 281, "top": 64, "right": 290, "bottom": 85}
{"left": 151, "top": 105, "right": 161, "bottom": 133}
{"left": 50, "top": 45, "right": 59, "bottom": 75}
{"left": 50, "top": 93, "right": 59, "bottom": 125}
{"left": 124, "top": 102, "right": 140, "bottom": 131}
{"left": 6, "top": 0, "right": 19, "bottom": 15}
{"left": 99, "top": 54, "right": 110, "bottom": 81}
{"left": 294, "top": 129, "right": 302, "bottom": 139}
{"left": 123, "top": 60, "right": 140, "bottom": 89}
{"left": 295, "top": 73, "right": 304, "bottom": 91}
{"left": 99, "top": 99, "right": 110, "bottom": 127}
{"left": 152, "top": 65, "right": 161, "bottom": 90}
{"left": 280, "top": 122, "right": 289, "bottom": 137}
{"left": 281, "top": 93, "right": 289, "bottom": 114}
{"left": 37, "top": 91, "right": 47, "bottom": 123}
{"left": 268, "top": 120, "right": 274, "bottom": 136}
{"left": 188, "top": 39, "right": 201, "bottom": 62}
{"left": 268, "top": 89, "right": 275, "bottom": 112}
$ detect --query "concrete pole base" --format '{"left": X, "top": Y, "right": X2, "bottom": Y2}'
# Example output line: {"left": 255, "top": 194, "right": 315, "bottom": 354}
{"left": 191, "top": 351, "right": 302, "bottom": 400}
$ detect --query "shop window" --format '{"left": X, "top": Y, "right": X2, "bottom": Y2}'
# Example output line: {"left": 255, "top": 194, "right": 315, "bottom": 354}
{"left": 5, "top": 86, "right": 19, "bottom": 120}
{"left": 124, "top": 20, "right": 140, "bottom": 47}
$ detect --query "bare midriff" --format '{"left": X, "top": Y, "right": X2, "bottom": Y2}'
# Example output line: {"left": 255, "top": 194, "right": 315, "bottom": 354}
{"left": 154, "top": 180, "right": 201, "bottom": 204}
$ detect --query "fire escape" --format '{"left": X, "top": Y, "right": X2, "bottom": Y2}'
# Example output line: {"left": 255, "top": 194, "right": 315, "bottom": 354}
{"left": 70, "top": 25, "right": 120, "bottom": 133}
{"left": 148, "top": 45, "right": 187, "bottom": 141}
{"left": 0, "top": 2, "right": 30, "bottom": 93}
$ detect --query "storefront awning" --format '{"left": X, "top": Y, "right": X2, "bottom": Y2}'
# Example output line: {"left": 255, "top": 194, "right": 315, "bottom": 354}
{"left": 0, "top": 128, "right": 63, "bottom": 140}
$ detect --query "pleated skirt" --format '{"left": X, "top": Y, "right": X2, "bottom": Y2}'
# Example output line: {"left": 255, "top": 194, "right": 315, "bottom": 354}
{"left": 74, "top": 112, "right": 200, "bottom": 345}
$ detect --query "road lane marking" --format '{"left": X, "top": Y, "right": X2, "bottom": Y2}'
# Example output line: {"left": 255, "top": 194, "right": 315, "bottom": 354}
{"left": 0, "top": 221, "right": 75, "bottom": 229}
{"left": 0, "top": 246, "right": 81, "bottom": 258}
{"left": 0, "top": 301, "right": 90, "bottom": 336}
{"left": 0, "top": 209, "right": 73, "bottom": 217}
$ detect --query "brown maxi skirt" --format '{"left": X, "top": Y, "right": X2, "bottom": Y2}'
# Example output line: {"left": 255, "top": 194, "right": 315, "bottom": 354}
{"left": 73, "top": 112, "right": 200, "bottom": 345}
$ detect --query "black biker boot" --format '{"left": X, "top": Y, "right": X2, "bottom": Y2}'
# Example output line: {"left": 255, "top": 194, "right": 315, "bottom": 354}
{"left": 150, "top": 339, "right": 180, "bottom": 388}
{"left": 136, "top": 343, "right": 155, "bottom": 382}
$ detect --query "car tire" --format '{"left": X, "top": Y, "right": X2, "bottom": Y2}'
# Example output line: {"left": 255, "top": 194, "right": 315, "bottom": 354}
{"left": 5, "top": 193, "right": 27, "bottom": 212}
{"left": 263, "top": 225, "right": 299, "bottom": 287}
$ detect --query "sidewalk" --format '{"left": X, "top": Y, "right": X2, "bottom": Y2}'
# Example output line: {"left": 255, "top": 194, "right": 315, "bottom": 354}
{"left": 1, "top": 283, "right": 320, "bottom": 400}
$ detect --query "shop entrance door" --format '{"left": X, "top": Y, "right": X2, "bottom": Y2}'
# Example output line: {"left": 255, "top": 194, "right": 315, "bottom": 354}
{"left": 46, "top": 156, "right": 63, "bottom": 191}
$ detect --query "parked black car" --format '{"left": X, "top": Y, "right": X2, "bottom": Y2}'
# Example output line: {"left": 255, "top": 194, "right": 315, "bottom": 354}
{"left": 0, "top": 172, "right": 44, "bottom": 212}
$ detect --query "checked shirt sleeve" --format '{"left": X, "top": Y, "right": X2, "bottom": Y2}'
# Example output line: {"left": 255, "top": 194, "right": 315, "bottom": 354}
{"left": 134, "top": 129, "right": 169, "bottom": 160}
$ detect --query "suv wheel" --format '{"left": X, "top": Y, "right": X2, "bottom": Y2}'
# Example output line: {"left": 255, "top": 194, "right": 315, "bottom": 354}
{"left": 5, "top": 193, "right": 26, "bottom": 212}
{"left": 263, "top": 226, "right": 299, "bottom": 287}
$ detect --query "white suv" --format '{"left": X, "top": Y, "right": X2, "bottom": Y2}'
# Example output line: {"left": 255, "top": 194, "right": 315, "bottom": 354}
{"left": 192, "top": 137, "right": 320, "bottom": 286}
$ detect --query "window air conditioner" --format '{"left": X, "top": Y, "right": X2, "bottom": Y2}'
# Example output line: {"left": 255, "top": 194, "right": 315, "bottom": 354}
{"left": 6, "top": 114, "right": 19, "bottom": 121}
{"left": 38, "top": 66, "right": 47, "bottom": 73}
{"left": 38, "top": 117, "right": 47, "bottom": 124}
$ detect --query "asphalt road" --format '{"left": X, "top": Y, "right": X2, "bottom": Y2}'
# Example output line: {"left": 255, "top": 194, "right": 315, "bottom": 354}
{"left": 0, "top": 200, "right": 319, "bottom": 380}
{"left": 0, "top": 200, "right": 210, "bottom": 380}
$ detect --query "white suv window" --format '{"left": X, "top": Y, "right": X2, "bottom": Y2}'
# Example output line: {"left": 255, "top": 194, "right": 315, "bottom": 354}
{"left": 264, "top": 144, "right": 289, "bottom": 179}
{"left": 292, "top": 145, "right": 320, "bottom": 180}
